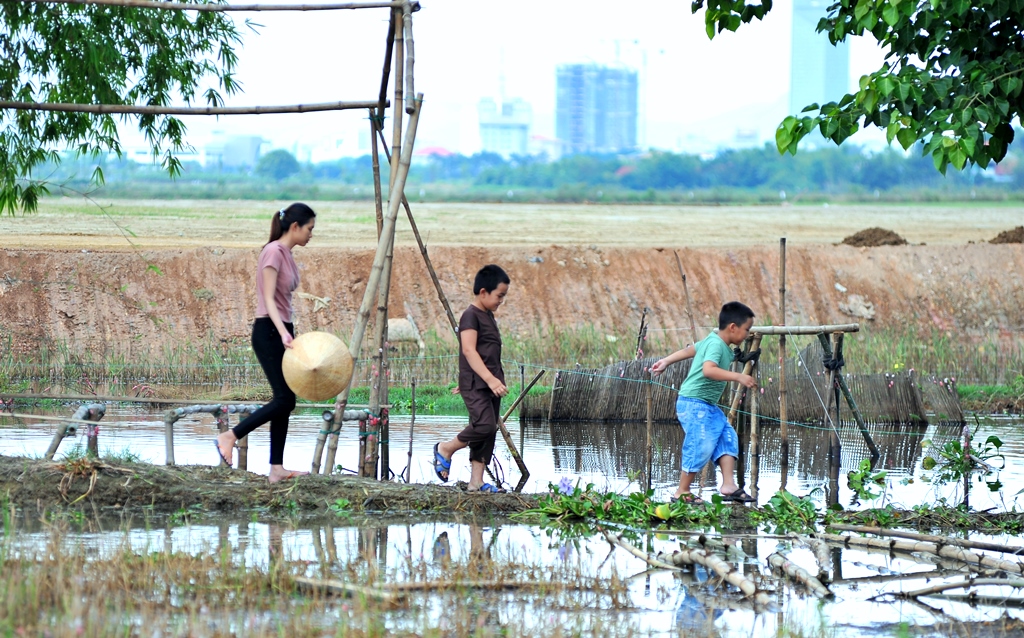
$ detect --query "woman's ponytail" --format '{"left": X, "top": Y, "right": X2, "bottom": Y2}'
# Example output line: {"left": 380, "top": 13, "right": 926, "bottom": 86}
{"left": 266, "top": 203, "right": 316, "bottom": 245}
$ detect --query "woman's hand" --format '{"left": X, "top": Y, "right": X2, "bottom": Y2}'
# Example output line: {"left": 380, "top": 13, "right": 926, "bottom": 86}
{"left": 281, "top": 331, "right": 294, "bottom": 348}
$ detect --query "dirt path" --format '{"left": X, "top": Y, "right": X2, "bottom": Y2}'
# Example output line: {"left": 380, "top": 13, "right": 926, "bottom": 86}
{"left": 1, "top": 198, "right": 1022, "bottom": 249}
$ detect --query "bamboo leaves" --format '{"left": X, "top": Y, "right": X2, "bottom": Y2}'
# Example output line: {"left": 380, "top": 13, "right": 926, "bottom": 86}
{"left": 693, "top": 0, "right": 1024, "bottom": 174}
{"left": 0, "top": 1, "right": 244, "bottom": 214}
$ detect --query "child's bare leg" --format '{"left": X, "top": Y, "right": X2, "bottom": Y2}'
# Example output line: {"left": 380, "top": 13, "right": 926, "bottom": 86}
{"left": 438, "top": 437, "right": 468, "bottom": 460}
{"left": 468, "top": 460, "right": 487, "bottom": 490}
{"left": 716, "top": 455, "right": 740, "bottom": 495}
{"left": 673, "top": 470, "right": 698, "bottom": 499}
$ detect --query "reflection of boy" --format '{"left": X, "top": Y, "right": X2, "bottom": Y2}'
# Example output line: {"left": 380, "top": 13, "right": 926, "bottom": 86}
{"left": 651, "top": 301, "right": 757, "bottom": 504}
{"left": 433, "top": 265, "right": 510, "bottom": 493}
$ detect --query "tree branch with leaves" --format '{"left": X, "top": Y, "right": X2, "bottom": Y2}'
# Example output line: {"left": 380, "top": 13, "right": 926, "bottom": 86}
{"left": 693, "top": 0, "right": 1024, "bottom": 173}
{"left": 0, "top": 0, "right": 246, "bottom": 214}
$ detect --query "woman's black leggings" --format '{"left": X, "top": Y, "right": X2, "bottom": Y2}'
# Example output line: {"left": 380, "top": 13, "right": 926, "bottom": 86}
{"left": 232, "top": 318, "right": 296, "bottom": 465}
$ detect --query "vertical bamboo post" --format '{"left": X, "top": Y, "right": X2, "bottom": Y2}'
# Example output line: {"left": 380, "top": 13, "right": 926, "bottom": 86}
{"left": 963, "top": 424, "right": 971, "bottom": 509}
{"left": 778, "top": 238, "right": 789, "bottom": 490}
{"left": 402, "top": 2, "right": 415, "bottom": 115}
{"left": 404, "top": 377, "right": 416, "bottom": 483}
{"left": 312, "top": 94, "right": 424, "bottom": 474}
{"left": 499, "top": 370, "right": 543, "bottom": 492}
{"left": 520, "top": 364, "right": 526, "bottom": 422}
{"left": 825, "top": 332, "right": 841, "bottom": 508}
{"left": 364, "top": 108, "right": 395, "bottom": 479}
{"left": 749, "top": 368, "right": 761, "bottom": 500}
{"left": 163, "top": 411, "right": 176, "bottom": 466}
{"left": 390, "top": 12, "right": 404, "bottom": 193}
{"left": 645, "top": 372, "right": 653, "bottom": 493}
{"left": 237, "top": 413, "right": 250, "bottom": 472}
{"left": 673, "top": 250, "right": 700, "bottom": 343}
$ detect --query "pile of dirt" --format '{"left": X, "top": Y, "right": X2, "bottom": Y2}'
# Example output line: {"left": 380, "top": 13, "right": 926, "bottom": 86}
{"left": 841, "top": 227, "right": 909, "bottom": 247}
{"left": 990, "top": 226, "right": 1024, "bottom": 244}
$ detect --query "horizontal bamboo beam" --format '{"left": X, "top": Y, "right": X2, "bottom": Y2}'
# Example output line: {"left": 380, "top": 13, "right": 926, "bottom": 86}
{"left": 0, "top": 99, "right": 384, "bottom": 116}
{"left": 750, "top": 323, "right": 861, "bottom": 335}
{"left": 17, "top": 0, "right": 406, "bottom": 12}
{"left": 0, "top": 392, "right": 379, "bottom": 409}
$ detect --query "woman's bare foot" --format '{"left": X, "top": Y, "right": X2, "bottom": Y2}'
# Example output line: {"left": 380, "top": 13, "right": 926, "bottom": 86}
{"left": 216, "top": 430, "right": 237, "bottom": 465}
{"left": 269, "top": 465, "right": 308, "bottom": 484}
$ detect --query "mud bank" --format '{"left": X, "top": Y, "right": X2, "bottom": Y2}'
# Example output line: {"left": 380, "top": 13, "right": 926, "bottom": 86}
{"left": 1, "top": 243, "right": 1022, "bottom": 357}
{"left": 0, "top": 456, "right": 537, "bottom": 515}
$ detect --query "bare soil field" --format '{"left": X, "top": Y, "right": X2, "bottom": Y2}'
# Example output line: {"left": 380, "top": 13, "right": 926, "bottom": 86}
{"left": 1, "top": 199, "right": 1023, "bottom": 357}
{"left": 1, "top": 198, "right": 1022, "bottom": 248}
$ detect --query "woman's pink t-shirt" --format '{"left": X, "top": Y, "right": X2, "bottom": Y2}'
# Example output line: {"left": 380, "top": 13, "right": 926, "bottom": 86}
{"left": 254, "top": 241, "right": 300, "bottom": 323}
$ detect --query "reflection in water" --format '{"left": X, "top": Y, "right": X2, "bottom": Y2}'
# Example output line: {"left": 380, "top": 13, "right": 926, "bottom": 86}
{"left": 5, "top": 515, "right": 1022, "bottom": 637}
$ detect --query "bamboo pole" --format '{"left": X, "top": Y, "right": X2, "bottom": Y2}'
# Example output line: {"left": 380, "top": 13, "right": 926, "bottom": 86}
{"left": 237, "top": 412, "right": 250, "bottom": 472}
{"left": 825, "top": 334, "right": 841, "bottom": 508}
{"left": 827, "top": 525, "right": 1024, "bottom": 556}
{"left": 673, "top": 250, "right": 700, "bottom": 342}
{"left": 374, "top": 127, "right": 458, "bottom": 333}
{"left": 377, "top": 10, "right": 396, "bottom": 117}
{"left": 817, "top": 332, "right": 880, "bottom": 459}
{"left": 645, "top": 372, "right": 653, "bottom": 493}
{"left": 293, "top": 576, "right": 401, "bottom": 605}
{"left": 164, "top": 413, "right": 175, "bottom": 465}
{"left": 778, "top": 237, "right": 789, "bottom": 491}
{"left": 0, "top": 99, "right": 384, "bottom": 116}
{"left": 43, "top": 404, "right": 105, "bottom": 461}
{"left": 749, "top": 364, "right": 760, "bottom": 500}
{"left": 312, "top": 94, "right": 423, "bottom": 473}
{"left": 726, "top": 335, "right": 763, "bottom": 424}
{"left": 404, "top": 378, "right": 416, "bottom": 483}
{"left": 498, "top": 370, "right": 544, "bottom": 492}
{"left": 650, "top": 542, "right": 776, "bottom": 609}
{"left": 963, "top": 424, "right": 971, "bottom": 509}
{"left": 767, "top": 553, "right": 833, "bottom": 598}
{"left": 813, "top": 532, "right": 1024, "bottom": 574}
{"left": 20, "top": 0, "right": 404, "bottom": 12}
{"left": 0, "top": 392, "right": 376, "bottom": 409}
{"left": 402, "top": 2, "right": 416, "bottom": 114}
{"left": 390, "top": 11, "right": 404, "bottom": 194}
{"left": 899, "top": 578, "right": 1024, "bottom": 599}
{"left": 750, "top": 323, "right": 861, "bottom": 335}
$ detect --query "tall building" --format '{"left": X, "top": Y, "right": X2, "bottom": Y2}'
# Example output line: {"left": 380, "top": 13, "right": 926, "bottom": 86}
{"left": 790, "top": 0, "right": 850, "bottom": 116}
{"left": 478, "top": 97, "right": 532, "bottom": 158}
{"left": 556, "top": 64, "right": 638, "bottom": 155}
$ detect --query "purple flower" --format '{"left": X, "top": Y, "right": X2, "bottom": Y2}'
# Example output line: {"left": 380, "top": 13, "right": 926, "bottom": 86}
{"left": 557, "top": 477, "right": 574, "bottom": 496}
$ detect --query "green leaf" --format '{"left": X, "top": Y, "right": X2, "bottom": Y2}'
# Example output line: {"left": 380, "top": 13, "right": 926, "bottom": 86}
{"left": 876, "top": 76, "right": 896, "bottom": 96}
{"left": 882, "top": 4, "right": 899, "bottom": 25}
{"left": 887, "top": 120, "right": 901, "bottom": 144}
{"left": 896, "top": 127, "right": 917, "bottom": 150}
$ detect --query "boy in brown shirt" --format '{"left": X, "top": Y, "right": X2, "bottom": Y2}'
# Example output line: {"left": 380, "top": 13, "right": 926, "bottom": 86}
{"left": 434, "top": 264, "right": 510, "bottom": 492}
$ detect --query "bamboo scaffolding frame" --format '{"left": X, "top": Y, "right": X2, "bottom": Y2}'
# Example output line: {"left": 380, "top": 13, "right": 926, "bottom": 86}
{"left": 751, "top": 323, "right": 861, "bottom": 335}
{"left": 402, "top": 3, "right": 416, "bottom": 114}
{"left": 0, "top": 100, "right": 384, "bottom": 116}
{"left": 19, "top": 0, "right": 406, "bottom": 12}
{"left": 817, "top": 332, "right": 880, "bottom": 459}
{"left": 314, "top": 94, "right": 422, "bottom": 472}
{"left": 375, "top": 126, "right": 458, "bottom": 333}
{"left": 42, "top": 404, "right": 105, "bottom": 460}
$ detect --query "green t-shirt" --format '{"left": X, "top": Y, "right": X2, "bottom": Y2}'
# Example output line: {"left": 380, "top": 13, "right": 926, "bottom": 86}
{"left": 679, "top": 332, "right": 735, "bottom": 405}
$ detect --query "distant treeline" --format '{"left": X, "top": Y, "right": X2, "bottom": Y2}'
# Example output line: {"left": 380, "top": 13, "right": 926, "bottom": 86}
{"left": 42, "top": 138, "right": 1024, "bottom": 204}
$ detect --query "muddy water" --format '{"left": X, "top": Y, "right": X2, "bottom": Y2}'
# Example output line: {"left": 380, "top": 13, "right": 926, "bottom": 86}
{"left": 1, "top": 408, "right": 1022, "bottom": 511}
{"left": 3, "top": 408, "right": 1024, "bottom": 636}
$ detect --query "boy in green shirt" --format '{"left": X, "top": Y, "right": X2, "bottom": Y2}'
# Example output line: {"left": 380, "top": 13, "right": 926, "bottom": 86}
{"left": 651, "top": 301, "right": 757, "bottom": 504}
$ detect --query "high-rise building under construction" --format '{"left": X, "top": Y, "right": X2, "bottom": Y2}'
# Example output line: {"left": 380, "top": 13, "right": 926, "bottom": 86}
{"left": 556, "top": 64, "right": 638, "bottom": 155}
{"left": 790, "top": 0, "right": 850, "bottom": 116}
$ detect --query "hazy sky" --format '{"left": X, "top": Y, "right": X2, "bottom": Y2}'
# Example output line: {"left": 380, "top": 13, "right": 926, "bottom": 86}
{"left": 120, "top": 0, "right": 890, "bottom": 159}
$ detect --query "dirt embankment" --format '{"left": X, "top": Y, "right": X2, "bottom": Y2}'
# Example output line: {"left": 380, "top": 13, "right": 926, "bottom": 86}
{"left": 2, "top": 243, "right": 1024, "bottom": 357}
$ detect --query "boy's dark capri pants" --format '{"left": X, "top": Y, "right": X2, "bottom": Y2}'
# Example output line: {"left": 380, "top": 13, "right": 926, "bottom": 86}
{"left": 456, "top": 390, "right": 502, "bottom": 464}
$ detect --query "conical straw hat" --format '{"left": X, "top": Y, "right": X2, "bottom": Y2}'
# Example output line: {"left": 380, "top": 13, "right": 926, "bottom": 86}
{"left": 282, "top": 332, "right": 354, "bottom": 401}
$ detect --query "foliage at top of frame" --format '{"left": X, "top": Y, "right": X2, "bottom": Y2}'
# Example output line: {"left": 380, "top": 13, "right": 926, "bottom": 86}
{"left": 693, "top": 0, "right": 1024, "bottom": 174}
{"left": 0, "top": 1, "right": 247, "bottom": 214}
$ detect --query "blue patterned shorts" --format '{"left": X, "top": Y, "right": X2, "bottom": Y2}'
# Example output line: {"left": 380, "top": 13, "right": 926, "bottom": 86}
{"left": 676, "top": 395, "right": 738, "bottom": 473}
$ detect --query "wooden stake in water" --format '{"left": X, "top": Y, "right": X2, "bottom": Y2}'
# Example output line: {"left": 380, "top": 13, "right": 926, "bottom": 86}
{"left": 778, "top": 237, "right": 789, "bottom": 490}
{"left": 498, "top": 370, "right": 545, "bottom": 492}
{"left": 673, "top": 250, "right": 700, "bottom": 343}
{"left": 645, "top": 371, "right": 653, "bottom": 492}
{"left": 404, "top": 378, "right": 416, "bottom": 483}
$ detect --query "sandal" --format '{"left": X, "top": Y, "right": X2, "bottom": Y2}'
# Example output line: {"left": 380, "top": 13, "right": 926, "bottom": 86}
{"left": 670, "top": 493, "right": 704, "bottom": 505}
{"left": 433, "top": 443, "right": 451, "bottom": 483}
{"left": 721, "top": 488, "right": 756, "bottom": 503}
{"left": 467, "top": 483, "right": 505, "bottom": 493}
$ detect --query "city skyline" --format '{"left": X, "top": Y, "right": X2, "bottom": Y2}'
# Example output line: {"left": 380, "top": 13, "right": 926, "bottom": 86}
{"left": 114, "top": 0, "right": 888, "bottom": 162}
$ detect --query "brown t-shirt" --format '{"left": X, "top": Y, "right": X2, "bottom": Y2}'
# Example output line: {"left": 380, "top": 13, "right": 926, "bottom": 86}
{"left": 458, "top": 304, "right": 504, "bottom": 392}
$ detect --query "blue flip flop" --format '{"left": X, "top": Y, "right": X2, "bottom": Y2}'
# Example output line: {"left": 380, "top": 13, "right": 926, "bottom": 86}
{"left": 433, "top": 443, "right": 451, "bottom": 483}
{"left": 468, "top": 483, "right": 505, "bottom": 493}
{"left": 213, "top": 440, "right": 232, "bottom": 467}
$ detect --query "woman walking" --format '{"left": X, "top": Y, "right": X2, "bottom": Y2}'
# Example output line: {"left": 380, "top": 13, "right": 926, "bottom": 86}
{"left": 216, "top": 203, "right": 316, "bottom": 483}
